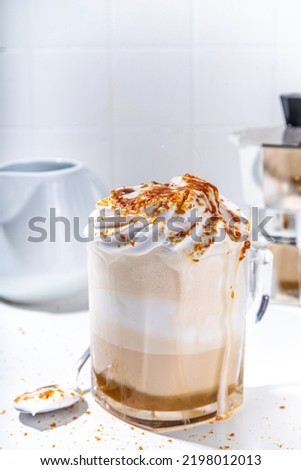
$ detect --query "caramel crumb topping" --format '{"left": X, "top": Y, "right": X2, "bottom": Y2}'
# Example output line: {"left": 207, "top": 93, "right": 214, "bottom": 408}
{"left": 97, "top": 174, "right": 220, "bottom": 216}
{"left": 38, "top": 389, "right": 56, "bottom": 400}
{"left": 14, "top": 386, "right": 66, "bottom": 404}
{"left": 95, "top": 174, "right": 251, "bottom": 261}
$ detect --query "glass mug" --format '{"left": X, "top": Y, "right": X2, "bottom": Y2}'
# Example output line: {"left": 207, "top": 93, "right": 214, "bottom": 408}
{"left": 88, "top": 241, "right": 272, "bottom": 430}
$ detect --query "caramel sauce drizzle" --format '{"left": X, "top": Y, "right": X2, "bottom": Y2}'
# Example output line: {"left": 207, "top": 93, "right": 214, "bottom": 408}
{"left": 98, "top": 174, "right": 220, "bottom": 216}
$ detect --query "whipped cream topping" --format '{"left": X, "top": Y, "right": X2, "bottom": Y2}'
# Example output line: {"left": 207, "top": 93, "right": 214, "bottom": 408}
{"left": 14, "top": 386, "right": 82, "bottom": 416}
{"left": 91, "top": 174, "right": 250, "bottom": 259}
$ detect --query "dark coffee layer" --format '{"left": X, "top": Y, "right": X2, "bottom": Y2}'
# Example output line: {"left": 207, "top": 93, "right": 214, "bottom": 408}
{"left": 94, "top": 369, "right": 238, "bottom": 412}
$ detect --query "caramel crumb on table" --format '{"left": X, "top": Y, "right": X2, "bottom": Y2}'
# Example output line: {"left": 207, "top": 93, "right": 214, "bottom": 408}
{"left": 50, "top": 422, "right": 57, "bottom": 428}
{"left": 279, "top": 405, "right": 286, "bottom": 410}
{"left": 85, "top": 411, "right": 91, "bottom": 415}
{"left": 229, "top": 433, "right": 235, "bottom": 437}
{"left": 219, "top": 446, "right": 230, "bottom": 450}
{"left": 95, "top": 436, "right": 101, "bottom": 441}
{"left": 167, "top": 439, "right": 173, "bottom": 443}
{"left": 138, "top": 446, "right": 144, "bottom": 450}
{"left": 1, "top": 410, "right": 6, "bottom": 415}
{"left": 24, "top": 432, "right": 28, "bottom": 436}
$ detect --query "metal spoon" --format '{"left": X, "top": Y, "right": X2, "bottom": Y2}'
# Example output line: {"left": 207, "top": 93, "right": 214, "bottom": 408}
{"left": 14, "top": 347, "right": 90, "bottom": 415}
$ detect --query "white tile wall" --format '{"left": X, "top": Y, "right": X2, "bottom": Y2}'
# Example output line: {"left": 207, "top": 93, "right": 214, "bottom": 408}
{"left": 112, "top": 50, "right": 192, "bottom": 126}
{"left": 112, "top": 0, "right": 192, "bottom": 45}
{"left": 113, "top": 127, "right": 196, "bottom": 187}
{"left": 194, "top": 47, "right": 276, "bottom": 126}
{"left": 276, "top": 0, "right": 301, "bottom": 45}
{"left": 0, "top": 0, "right": 29, "bottom": 48}
{"left": 33, "top": 50, "right": 110, "bottom": 127}
{"left": 276, "top": 46, "right": 301, "bottom": 93}
{"left": 0, "top": 130, "right": 33, "bottom": 161}
{"left": 194, "top": 127, "right": 243, "bottom": 204}
{"left": 194, "top": 0, "right": 276, "bottom": 45}
{"left": 0, "top": 52, "right": 32, "bottom": 127}
{"left": 1, "top": 0, "right": 300, "bottom": 206}
{"left": 30, "top": 0, "right": 109, "bottom": 48}
{"left": 33, "top": 129, "right": 112, "bottom": 187}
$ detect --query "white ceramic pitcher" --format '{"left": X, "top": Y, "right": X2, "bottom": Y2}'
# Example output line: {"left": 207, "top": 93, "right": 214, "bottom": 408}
{"left": 0, "top": 159, "right": 105, "bottom": 306}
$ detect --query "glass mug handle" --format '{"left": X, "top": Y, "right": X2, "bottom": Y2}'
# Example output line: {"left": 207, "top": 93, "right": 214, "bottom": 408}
{"left": 247, "top": 243, "right": 273, "bottom": 326}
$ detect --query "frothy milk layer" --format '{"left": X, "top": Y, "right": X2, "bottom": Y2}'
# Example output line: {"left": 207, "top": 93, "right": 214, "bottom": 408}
{"left": 88, "top": 245, "right": 247, "bottom": 355}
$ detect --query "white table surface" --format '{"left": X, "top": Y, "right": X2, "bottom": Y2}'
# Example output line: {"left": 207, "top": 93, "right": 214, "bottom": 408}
{"left": 1, "top": 300, "right": 301, "bottom": 451}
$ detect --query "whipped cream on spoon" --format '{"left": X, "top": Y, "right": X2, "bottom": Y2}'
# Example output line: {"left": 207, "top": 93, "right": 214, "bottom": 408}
{"left": 14, "top": 348, "right": 90, "bottom": 415}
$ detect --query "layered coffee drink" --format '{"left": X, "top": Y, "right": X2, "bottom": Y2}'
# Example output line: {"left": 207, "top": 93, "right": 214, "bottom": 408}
{"left": 88, "top": 174, "right": 251, "bottom": 428}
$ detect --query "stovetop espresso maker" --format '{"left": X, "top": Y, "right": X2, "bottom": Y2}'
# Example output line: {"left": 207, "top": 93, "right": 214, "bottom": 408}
{"left": 232, "top": 94, "right": 301, "bottom": 305}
